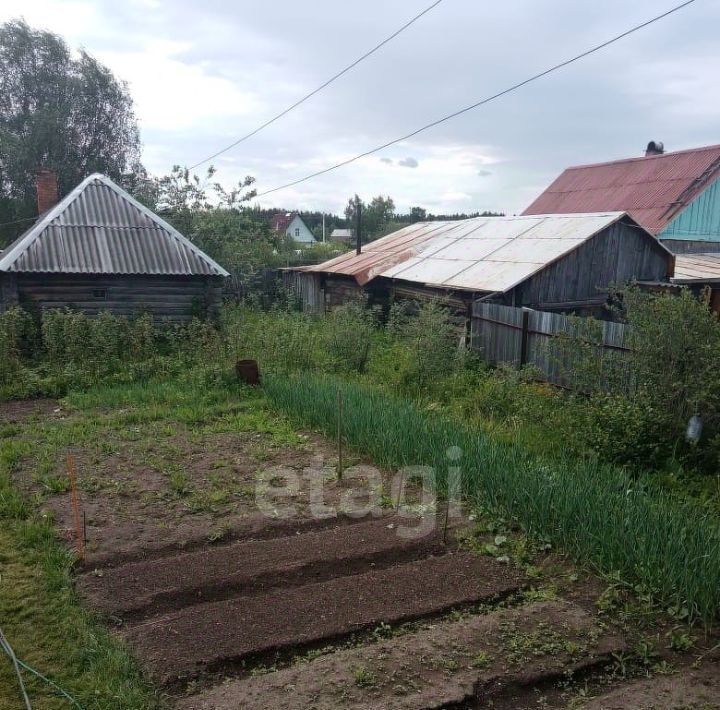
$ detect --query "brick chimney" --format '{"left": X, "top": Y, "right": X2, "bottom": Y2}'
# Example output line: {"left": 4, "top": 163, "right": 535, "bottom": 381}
{"left": 36, "top": 168, "right": 59, "bottom": 215}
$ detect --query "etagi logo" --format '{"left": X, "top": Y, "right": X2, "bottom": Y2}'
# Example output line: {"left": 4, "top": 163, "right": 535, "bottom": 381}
{"left": 255, "top": 447, "right": 464, "bottom": 540}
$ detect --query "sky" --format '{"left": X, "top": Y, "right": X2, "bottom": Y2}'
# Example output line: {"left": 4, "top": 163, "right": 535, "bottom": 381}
{"left": 1, "top": 0, "right": 719, "bottom": 215}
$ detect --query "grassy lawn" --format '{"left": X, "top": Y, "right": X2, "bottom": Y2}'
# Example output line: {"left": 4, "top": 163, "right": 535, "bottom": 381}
{"left": 0, "top": 374, "right": 313, "bottom": 710}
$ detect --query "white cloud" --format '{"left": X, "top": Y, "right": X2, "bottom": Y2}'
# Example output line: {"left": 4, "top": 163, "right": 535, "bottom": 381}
{"left": 439, "top": 191, "right": 472, "bottom": 202}
{"left": 0, "top": 0, "right": 98, "bottom": 40}
{"left": 96, "top": 40, "right": 262, "bottom": 132}
{"left": 1, "top": 0, "right": 717, "bottom": 215}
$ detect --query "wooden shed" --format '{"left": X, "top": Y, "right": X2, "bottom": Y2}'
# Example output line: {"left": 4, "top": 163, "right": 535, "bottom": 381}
{"left": 0, "top": 173, "right": 228, "bottom": 321}
{"left": 284, "top": 212, "right": 673, "bottom": 320}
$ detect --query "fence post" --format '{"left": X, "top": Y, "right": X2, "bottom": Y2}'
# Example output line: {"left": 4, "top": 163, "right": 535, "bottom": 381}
{"left": 519, "top": 309, "right": 529, "bottom": 367}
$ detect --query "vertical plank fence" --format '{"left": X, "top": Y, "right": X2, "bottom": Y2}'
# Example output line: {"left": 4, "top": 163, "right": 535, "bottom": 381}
{"left": 282, "top": 271, "right": 324, "bottom": 314}
{"left": 471, "top": 302, "right": 629, "bottom": 388}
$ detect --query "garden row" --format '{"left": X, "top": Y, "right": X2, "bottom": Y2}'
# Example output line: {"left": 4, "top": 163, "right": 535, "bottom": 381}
{"left": 265, "top": 373, "right": 720, "bottom": 625}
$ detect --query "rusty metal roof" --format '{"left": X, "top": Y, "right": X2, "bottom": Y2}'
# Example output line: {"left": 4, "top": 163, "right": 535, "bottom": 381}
{"left": 300, "top": 212, "right": 652, "bottom": 293}
{"left": 0, "top": 174, "right": 229, "bottom": 276}
{"left": 672, "top": 253, "right": 720, "bottom": 284}
{"left": 522, "top": 144, "right": 720, "bottom": 234}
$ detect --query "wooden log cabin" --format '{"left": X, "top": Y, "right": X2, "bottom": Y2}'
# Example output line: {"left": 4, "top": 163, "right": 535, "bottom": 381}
{"left": 0, "top": 171, "right": 228, "bottom": 321}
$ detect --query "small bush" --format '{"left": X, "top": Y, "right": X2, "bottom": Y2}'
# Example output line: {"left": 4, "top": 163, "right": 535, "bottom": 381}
{"left": 0, "top": 307, "right": 38, "bottom": 379}
{"left": 325, "top": 299, "right": 378, "bottom": 374}
{"left": 385, "top": 300, "right": 465, "bottom": 392}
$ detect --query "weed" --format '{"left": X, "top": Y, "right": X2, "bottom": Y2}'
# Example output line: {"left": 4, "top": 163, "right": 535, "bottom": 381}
{"left": 669, "top": 629, "right": 694, "bottom": 652}
{"left": 471, "top": 651, "right": 491, "bottom": 669}
{"left": 168, "top": 470, "right": 191, "bottom": 497}
{"left": 371, "top": 622, "right": 394, "bottom": 642}
{"left": 353, "top": 665, "right": 378, "bottom": 689}
{"left": 207, "top": 523, "right": 232, "bottom": 544}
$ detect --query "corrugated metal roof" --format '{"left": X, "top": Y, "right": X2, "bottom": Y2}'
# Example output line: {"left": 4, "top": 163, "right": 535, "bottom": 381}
{"left": 303, "top": 221, "right": 453, "bottom": 285}
{"left": 672, "top": 253, "right": 720, "bottom": 284}
{"left": 522, "top": 144, "right": 720, "bottom": 234}
{"left": 301, "top": 212, "right": 646, "bottom": 294}
{"left": 0, "top": 174, "right": 229, "bottom": 276}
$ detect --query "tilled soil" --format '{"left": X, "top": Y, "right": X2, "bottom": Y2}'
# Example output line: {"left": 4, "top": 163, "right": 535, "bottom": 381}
{"left": 122, "top": 548, "right": 524, "bottom": 684}
{"left": 42, "top": 431, "right": 347, "bottom": 567}
{"left": 175, "top": 600, "right": 625, "bottom": 710}
{"left": 77, "top": 517, "right": 451, "bottom": 621}
{"left": 0, "top": 398, "right": 62, "bottom": 423}
{"left": 578, "top": 661, "right": 720, "bottom": 709}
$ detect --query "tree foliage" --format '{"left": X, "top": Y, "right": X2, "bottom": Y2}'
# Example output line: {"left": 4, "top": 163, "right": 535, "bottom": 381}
{"left": 344, "top": 194, "right": 396, "bottom": 242}
{"left": 144, "top": 166, "right": 288, "bottom": 296}
{"left": 0, "top": 19, "right": 142, "bottom": 244}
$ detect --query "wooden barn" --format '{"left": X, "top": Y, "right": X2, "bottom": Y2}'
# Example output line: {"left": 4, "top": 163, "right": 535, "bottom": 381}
{"left": 0, "top": 172, "right": 228, "bottom": 321}
{"left": 284, "top": 212, "right": 673, "bottom": 320}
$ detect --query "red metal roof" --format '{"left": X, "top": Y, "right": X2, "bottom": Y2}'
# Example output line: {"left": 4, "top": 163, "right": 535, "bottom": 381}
{"left": 522, "top": 144, "right": 720, "bottom": 234}
{"left": 303, "top": 221, "right": 451, "bottom": 285}
{"left": 270, "top": 212, "right": 296, "bottom": 232}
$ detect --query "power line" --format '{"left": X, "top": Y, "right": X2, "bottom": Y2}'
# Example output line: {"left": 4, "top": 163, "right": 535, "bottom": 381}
{"left": 254, "top": 0, "right": 697, "bottom": 199}
{"left": 188, "top": 0, "right": 445, "bottom": 170}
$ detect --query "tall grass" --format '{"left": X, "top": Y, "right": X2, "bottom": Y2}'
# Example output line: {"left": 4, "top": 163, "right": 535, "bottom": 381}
{"left": 265, "top": 373, "right": 720, "bottom": 625}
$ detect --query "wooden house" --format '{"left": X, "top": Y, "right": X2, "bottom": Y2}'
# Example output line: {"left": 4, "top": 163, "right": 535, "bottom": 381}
{"left": 0, "top": 172, "right": 228, "bottom": 321}
{"left": 523, "top": 142, "right": 720, "bottom": 253}
{"left": 270, "top": 212, "right": 315, "bottom": 245}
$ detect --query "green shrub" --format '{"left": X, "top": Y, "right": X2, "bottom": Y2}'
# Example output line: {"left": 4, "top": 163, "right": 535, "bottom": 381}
{"left": 385, "top": 300, "right": 465, "bottom": 392}
{"left": 325, "top": 299, "right": 378, "bottom": 374}
{"left": 223, "top": 305, "right": 327, "bottom": 374}
{"left": 0, "top": 307, "right": 38, "bottom": 381}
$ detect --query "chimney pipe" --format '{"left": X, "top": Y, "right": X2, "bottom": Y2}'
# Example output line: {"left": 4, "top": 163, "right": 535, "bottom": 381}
{"left": 36, "top": 168, "right": 59, "bottom": 215}
{"left": 645, "top": 140, "right": 665, "bottom": 157}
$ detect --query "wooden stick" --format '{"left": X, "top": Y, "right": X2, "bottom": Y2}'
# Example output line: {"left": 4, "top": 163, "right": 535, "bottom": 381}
{"left": 66, "top": 452, "right": 85, "bottom": 561}
{"left": 395, "top": 468, "right": 405, "bottom": 511}
{"left": 337, "top": 390, "right": 343, "bottom": 480}
{"left": 443, "top": 500, "right": 451, "bottom": 544}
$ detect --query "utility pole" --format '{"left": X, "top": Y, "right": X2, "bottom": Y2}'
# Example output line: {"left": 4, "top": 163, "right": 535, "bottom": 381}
{"left": 355, "top": 195, "right": 362, "bottom": 255}
{"left": 322, "top": 213, "right": 326, "bottom": 243}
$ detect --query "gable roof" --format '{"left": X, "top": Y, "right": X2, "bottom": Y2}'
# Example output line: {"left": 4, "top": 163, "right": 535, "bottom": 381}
{"left": 300, "top": 212, "right": 663, "bottom": 293}
{"left": 270, "top": 212, "right": 297, "bottom": 232}
{"left": 0, "top": 174, "right": 229, "bottom": 276}
{"left": 522, "top": 144, "right": 720, "bottom": 234}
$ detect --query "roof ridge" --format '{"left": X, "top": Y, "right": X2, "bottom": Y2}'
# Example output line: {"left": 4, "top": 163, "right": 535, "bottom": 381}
{"left": 0, "top": 173, "right": 100, "bottom": 272}
{"left": 563, "top": 143, "right": 720, "bottom": 171}
{"left": 0, "top": 174, "right": 229, "bottom": 277}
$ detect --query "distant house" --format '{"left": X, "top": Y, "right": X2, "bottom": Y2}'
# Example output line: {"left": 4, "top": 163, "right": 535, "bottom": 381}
{"left": 330, "top": 228, "right": 354, "bottom": 244}
{"left": 270, "top": 212, "right": 315, "bottom": 245}
{"left": 0, "top": 171, "right": 228, "bottom": 321}
{"left": 523, "top": 142, "right": 720, "bottom": 253}
{"left": 285, "top": 212, "right": 672, "bottom": 317}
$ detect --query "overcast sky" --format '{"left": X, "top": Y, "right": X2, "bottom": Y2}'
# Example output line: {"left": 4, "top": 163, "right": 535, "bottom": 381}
{"left": 2, "top": 0, "right": 718, "bottom": 214}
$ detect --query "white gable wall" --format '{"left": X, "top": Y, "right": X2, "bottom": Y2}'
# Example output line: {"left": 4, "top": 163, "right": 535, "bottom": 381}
{"left": 286, "top": 215, "right": 315, "bottom": 244}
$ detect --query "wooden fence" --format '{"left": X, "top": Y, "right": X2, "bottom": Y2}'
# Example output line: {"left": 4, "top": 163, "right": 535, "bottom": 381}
{"left": 282, "top": 270, "right": 324, "bottom": 314}
{"left": 470, "top": 302, "right": 629, "bottom": 387}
